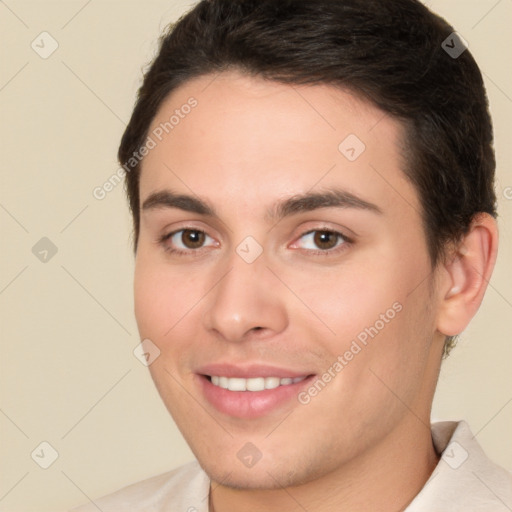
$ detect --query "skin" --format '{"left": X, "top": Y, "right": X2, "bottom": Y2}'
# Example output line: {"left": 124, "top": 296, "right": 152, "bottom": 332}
{"left": 134, "top": 70, "right": 498, "bottom": 511}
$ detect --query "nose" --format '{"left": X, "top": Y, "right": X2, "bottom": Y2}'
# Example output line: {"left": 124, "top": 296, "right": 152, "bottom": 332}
{"left": 202, "top": 251, "right": 289, "bottom": 343}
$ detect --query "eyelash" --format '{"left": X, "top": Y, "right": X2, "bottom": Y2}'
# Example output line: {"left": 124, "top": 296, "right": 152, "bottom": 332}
{"left": 158, "top": 227, "right": 353, "bottom": 257}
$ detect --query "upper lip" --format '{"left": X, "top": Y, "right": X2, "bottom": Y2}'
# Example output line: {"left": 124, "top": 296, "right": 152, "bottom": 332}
{"left": 196, "top": 363, "right": 314, "bottom": 379}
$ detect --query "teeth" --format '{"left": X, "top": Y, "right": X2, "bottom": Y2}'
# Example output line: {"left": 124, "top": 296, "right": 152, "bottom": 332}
{"left": 246, "top": 377, "right": 265, "bottom": 391}
{"left": 209, "top": 375, "right": 307, "bottom": 391}
{"left": 227, "top": 378, "right": 246, "bottom": 391}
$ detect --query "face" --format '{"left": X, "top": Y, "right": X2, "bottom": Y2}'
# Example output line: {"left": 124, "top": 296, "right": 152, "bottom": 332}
{"left": 134, "top": 71, "right": 444, "bottom": 489}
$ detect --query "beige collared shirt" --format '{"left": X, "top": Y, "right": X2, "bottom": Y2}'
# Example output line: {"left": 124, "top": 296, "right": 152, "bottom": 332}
{"left": 70, "top": 421, "right": 512, "bottom": 511}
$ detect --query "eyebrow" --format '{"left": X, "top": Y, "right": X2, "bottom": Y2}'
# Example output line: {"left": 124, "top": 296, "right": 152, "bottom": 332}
{"left": 141, "top": 188, "right": 383, "bottom": 221}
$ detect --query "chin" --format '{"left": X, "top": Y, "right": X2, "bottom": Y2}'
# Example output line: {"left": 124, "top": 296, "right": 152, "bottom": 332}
{"left": 197, "top": 454, "right": 319, "bottom": 490}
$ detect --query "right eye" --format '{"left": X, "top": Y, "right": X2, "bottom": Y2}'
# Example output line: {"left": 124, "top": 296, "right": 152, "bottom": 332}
{"left": 159, "top": 228, "right": 217, "bottom": 255}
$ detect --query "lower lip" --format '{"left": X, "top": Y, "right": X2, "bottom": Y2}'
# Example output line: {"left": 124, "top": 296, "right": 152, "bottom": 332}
{"left": 198, "top": 375, "right": 315, "bottom": 419}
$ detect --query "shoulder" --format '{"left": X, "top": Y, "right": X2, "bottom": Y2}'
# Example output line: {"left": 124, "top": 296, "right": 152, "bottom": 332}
{"left": 407, "top": 420, "right": 512, "bottom": 511}
{"left": 69, "top": 460, "right": 210, "bottom": 512}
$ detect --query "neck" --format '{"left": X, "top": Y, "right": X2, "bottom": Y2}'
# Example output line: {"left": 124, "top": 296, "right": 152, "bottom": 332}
{"left": 210, "top": 415, "right": 440, "bottom": 512}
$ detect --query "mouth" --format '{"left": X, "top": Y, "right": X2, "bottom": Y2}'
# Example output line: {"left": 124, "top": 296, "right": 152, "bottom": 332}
{"left": 207, "top": 375, "right": 308, "bottom": 391}
{"left": 195, "top": 365, "right": 315, "bottom": 418}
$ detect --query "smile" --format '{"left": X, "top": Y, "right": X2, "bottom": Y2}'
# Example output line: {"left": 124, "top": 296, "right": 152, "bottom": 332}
{"left": 198, "top": 370, "right": 315, "bottom": 418}
{"left": 208, "top": 375, "right": 307, "bottom": 392}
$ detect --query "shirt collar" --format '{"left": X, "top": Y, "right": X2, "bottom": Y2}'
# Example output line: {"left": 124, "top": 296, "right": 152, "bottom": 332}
{"left": 405, "top": 420, "right": 512, "bottom": 511}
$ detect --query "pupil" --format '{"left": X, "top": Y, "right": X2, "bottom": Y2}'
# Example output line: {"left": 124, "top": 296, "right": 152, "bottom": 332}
{"left": 183, "top": 230, "right": 205, "bottom": 248}
{"left": 314, "top": 231, "right": 337, "bottom": 249}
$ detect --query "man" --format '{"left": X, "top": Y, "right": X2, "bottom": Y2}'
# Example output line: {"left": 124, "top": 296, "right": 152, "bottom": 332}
{"left": 72, "top": 0, "right": 511, "bottom": 510}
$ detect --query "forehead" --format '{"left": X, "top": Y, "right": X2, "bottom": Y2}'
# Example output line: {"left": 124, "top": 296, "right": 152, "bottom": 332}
{"left": 140, "top": 70, "right": 419, "bottom": 217}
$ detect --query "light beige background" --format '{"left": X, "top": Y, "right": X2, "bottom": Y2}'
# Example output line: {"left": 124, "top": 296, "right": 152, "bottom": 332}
{"left": 0, "top": 1, "right": 511, "bottom": 511}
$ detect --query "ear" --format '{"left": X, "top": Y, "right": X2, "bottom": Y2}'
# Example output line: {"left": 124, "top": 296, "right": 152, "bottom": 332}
{"left": 435, "top": 213, "right": 499, "bottom": 337}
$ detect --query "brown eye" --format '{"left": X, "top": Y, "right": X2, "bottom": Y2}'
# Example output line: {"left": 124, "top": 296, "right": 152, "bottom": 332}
{"left": 181, "top": 229, "right": 206, "bottom": 249}
{"left": 313, "top": 230, "right": 339, "bottom": 250}
{"left": 293, "top": 229, "right": 349, "bottom": 254}
{"left": 159, "top": 228, "right": 217, "bottom": 256}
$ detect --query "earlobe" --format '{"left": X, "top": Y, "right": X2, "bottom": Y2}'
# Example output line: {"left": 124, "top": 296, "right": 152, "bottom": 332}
{"left": 436, "top": 213, "right": 499, "bottom": 337}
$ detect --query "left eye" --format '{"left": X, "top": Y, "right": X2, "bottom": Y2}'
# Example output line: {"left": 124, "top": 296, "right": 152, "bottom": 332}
{"left": 295, "top": 230, "right": 347, "bottom": 251}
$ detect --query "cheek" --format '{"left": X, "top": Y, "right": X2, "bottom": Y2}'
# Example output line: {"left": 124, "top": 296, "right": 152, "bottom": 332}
{"left": 287, "top": 251, "right": 433, "bottom": 385}
{"left": 133, "top": 256, "right": 197, "bottom": 403}
{"left": 284, "top": 260, "right": 401, "bottom": 344}
{"left": 133, "top": 253, "right": 185, "bottom": 339}
{"left": 134, "top": 259, "right": 166, "bottom": 338}
{"left": 340, "top": 284, "right": 436, "bottom": 411}
{"left": 300, "top": 298, "right": 433, "bottom": 445}
{"left": 133, "top": 253, "right": 210, "bottom": 349}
